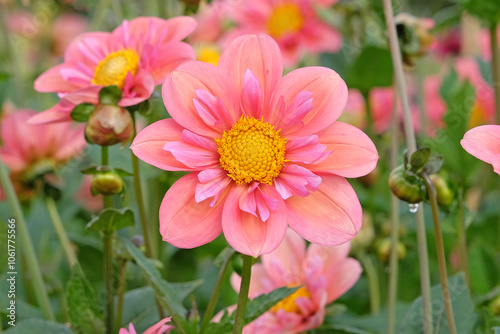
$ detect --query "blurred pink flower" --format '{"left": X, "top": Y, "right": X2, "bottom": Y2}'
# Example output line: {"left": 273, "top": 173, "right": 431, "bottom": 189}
{"left": 337, "top": 89, "right": 366, "bottom": 130}
{"left": 32, "top": 16, "right": 197, "bottom": 124}
{"left": 50, "top": 13, "right": 89, "bottom": 58}
{"left": 6, "top": 11, "right": 41, "bottom": 39}
{"left": 131, "top": 34, "right": 378, "bottom": 257}
{"left": 430, "top": 28, "right": 461, "bottom": 57}
{"left": 480, "top": 26, "right": 500, "bottom": 61}
{"left": 423, "top": 75, "right": 447, "bottom": 135}
{"left": 74, "top": 175, "right": 103, "bottom": 212}
{"left": 461, "top": 125, "right": 500, "bottom": 175}
{"left": 0, "top": 109, "right": 86, "bottom": 199}
{"left": 230, "top": 229, "right": 362, "bottom": 333}
{"left": 189, "top": 0, "right": 227, "bottom": 45}
{"left": 455, "top": 57, "right": 495, "bottom": 127}
{"left": 119, "top": 317, "right": 173, "bottom": 334}
{"left": 226, "top": 0, "right": 342, "bottom": 66}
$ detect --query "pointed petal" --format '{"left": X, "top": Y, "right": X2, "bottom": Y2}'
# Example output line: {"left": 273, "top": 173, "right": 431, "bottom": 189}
{"left": 147, "top": 42, "right": 196, "bottom": 84}
{"left": 269, "top": 67, "right": 347, "bottom": 138}
{"left": 34, "top": 64, "right": 81, "bottom": 93}
{"left": 461, "top": 125, "right": 500, "bottom": 166}
{"left": 308, "top": 122, "right": 378, "bottom": 178}
{"left": 274, "top": 165, "right": 322, "bottom": 199}
{"left": 160, "top": 173, "right": 224, "bottom": 248}
{"left": 286, "top": 174, "right": 362, "bottom": 246}
{"left": 285, "top": 135, "right": 329, "bottom": 164}
{"left": 240, "top": 69, "right": 264, "bottom": 118}
{"left": 222, "top": 184, "right": 287, "bottom": 257}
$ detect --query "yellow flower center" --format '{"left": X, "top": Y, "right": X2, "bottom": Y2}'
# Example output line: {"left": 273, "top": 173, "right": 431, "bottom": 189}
{"left": 197, "top": 45, "right": 221, "bottom": 66}
{"left": 92, "top": 49, "right": 140, "bottom": 89}
{"left": 271, "top": 286, "right": 310, "bottom": 314}
{"left": 215, "top": 116, "right": 287, "bottom": 185}
{"left": 267, "top": 3, "right": 304, "bottom": 38}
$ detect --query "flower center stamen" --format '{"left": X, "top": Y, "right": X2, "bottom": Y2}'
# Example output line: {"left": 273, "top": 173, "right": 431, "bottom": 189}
{"left": 267, "top": 3, "right": 304, "bottom": 38}
{"left": 271, "top": 286, "right": 310, "bottom": 314}
{"left": 216, "top": 116, "right": 287, "bottom": 185}
{"left": 92, "top": 49, "right": 140, "bottom": 89}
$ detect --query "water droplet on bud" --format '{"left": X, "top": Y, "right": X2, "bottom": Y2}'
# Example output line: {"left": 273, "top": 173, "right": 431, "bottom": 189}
{"left": 409, "top": 203, "right": 419, "bottom": 213}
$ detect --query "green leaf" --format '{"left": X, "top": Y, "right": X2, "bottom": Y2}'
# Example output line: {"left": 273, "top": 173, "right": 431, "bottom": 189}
{"left": 3, "top": 319, "right": 75, "bottom": 334}
{"left": 422, "top": 154, "right": 444, "bottom": 175}
{"left": 127, "top": 99, "right": 151, "bottom": 116}
{"left": 120, "top": 236, "right": 187, "bottom": 317}
{"left": 172, "top": 315, "right": 200, "bottom": 334}
{"left": 86, "top": 208, "right": 135, "bottom": 233}
{"left": 0, "top": 72, "right": 10, "bottom": 81}
{"left": 70, "top": 103, "right": 95, "bottom": 122}
{"left": 99, "top": 85, "right": 122, "bottom": 105}
{"left": 244, "top": 285, "right": 301, "bottom": 325}
{"left": 398, "top": 273, "right": 477, "bottom": 333}
{"left": 66, "top": 268, "right": 105, "bottom": 334}
{"left": 213, "top": 247, "right": 236, "bottom": 268}
{"left": 346, "top": 46, "right": 393, "bottom": 94}
{"left": 114, "top": 168, "right": 133, "bottom": 177}
{"left": 410, "top": 147, "right": 431, "bottom": 172}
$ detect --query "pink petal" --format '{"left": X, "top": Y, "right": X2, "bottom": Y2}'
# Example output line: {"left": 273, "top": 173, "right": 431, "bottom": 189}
{"left": 218, "top": 34, "right": 283, "bottom": 114}
{"left": 144, "top": 317, "right": 173, "bottom": 334}
{"left": 269, "top": 67, "right": 348, "bottom": 138}
{"left": 163, "top": 140, "right": 218, "bottom": 169}
{"left": 308, "top": 122, "right": 378, "bottom": 178}
{"left": 160, "top": 173, "right": 225, "bottom": 248}
{"left": 147, "top": 41, "right": 196, "bottom": 84}
{"left": 195, "top": 168, "right": 232, "bottom": 205}
{"left": 285, "top": 135, "right": 329, "bottom": 164}
{"left": 64, "top": 31, "right": 111, "bottom": 65}
{"left": 131, "top": 119, "right": 199, "bottom": 171}
{"left": 274, "top": 165, "right": 322, "bottom": 199}
{"left": 262, "top": 228, "right": 306, "bottom": 286}
{"left": 286, "top": 174, "right": 362, "bottom": 246}
{"left": 34, "top": 64, "right": 81, "bottom": 93}
{"left": 222, "top": 184, "right": 287, "bottom": 257}
{"left": 300, "top": 21, "right": 342, "bottom": 54}
{"left": 194, "top": 89, "right": 233, "bottom": 130}
{"left": 461, "top": 125, "right": 500, "bottom": 168}
{"left": 276, "top": 91, "right": 313, "bottom": 132}
{"left": 162, "top": 61, "right": 239, "bottom": 138}
{"left": 119, "top": 69, "right": 155, "bottom": 107}
{"left": 27, "top": 104, "right": 72, "bottom": 124}
{"left": 126, "top": 16, "right": 197, "bottom": 45}
{"left": 240, "top": 69, "right": 264, "bottom": 118}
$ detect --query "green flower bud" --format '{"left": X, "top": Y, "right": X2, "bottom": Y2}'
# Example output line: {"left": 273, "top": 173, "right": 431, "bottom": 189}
{"left": 489, "top": 295, "right": 500, "bottom": 316}
{"left": 91, "top": 171, "right": 123, "bottom": 196}
{"left": 377, "top": 238, "right": 406, "bottom": 262}
{"left": 395, "top": 13, "right": 434, "bottom": 67}
{"left": 389, "top": 165, "right": 426, "bottom": 204}
{"left": 430, "top": 174, "right": 454, "bottom": 206}
{"left": 85, "top": 105, "right": 133, "bottom": 146}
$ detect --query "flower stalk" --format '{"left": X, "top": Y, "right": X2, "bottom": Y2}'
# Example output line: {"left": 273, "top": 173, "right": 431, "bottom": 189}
{"left": 233, "top": 254, "right": 253, "bottom": 334}
{"left": 359, "top": 252, "right": 380, "bottom": 314}
{"left": 0, "top": 160, "right": 55, "bottom": 321}
{"left": 200, "top": 249, "right": 235, "bottom": 334}
{"left": 422, "top": 173, "right": 457, "bottom": 334}
{"left": 45, "top": 196, "right": 79, "bottom": 268}
{"left": 115, "top": 258, "right": 127, "bottom": 331}
{"left": 382, "top": 1, "right": 433, "bottom": 333}
{"left": 457, "top": 188, "right": 470, "bottom": 286}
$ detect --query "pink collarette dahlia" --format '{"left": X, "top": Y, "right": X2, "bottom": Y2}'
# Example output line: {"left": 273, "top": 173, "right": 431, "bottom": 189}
{"left": 0, "top": 109, "right": 86, "bottom": 200}
{"left": 230, "top": 229, "right": 362, "bottom": 333}
{"left": 31, "top": 16, "right": 196, "bottom": 124}
{"left": 131, "top": 34, "right": 378, "bottom": 257}
{"left": 461, "top": 125, "right": 500, "bottom": 175}
{"left": 226, "top": 0, "right": 342, "bottom": 67}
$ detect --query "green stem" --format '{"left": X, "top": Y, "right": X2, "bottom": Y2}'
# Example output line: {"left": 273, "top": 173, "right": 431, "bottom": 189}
{"left": 388, "top": 86, "right": 400, "bottom": 334}
{"left": 200, "top": 249, "right": 235, "bottom": 334}
{"left": 0, "top": 160, "right": 55, "bottom": 321}
{"left": 359, "top": 253, "right": 380, "bottom": 314}
{"left": 422, "top": 174, "right": 457, "bottom": 334}
{"left": 457, "top": 188, "right": 470, "bottom": 287}
{"left": 115, "top": 258, "right": 127, "bottom": 331}
{"left": 102, "top": 146, "right": 109, "bottom": 167}
{"left": 103, "top": 231, "right": 114, "bottom": 334}
{"left": 131, "top": 115, "right": 155, "bottom": 259}
{"left": 415, "top": 208, "right": 434, "bottom": 334}
{"left": 233, "top": 255, "right": 253, "bottom": 334}
{"left": 415, "top": 62, "right": 427, "bottom": 135}
{"left": 45, "top": 197, "right": 79, "bottom": 268}
{"left": 490, "top": 23, "right": 500, "bottom": 124}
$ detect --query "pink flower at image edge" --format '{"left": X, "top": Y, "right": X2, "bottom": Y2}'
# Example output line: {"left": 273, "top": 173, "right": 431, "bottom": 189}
{"left": 461, "top": 125, "right": 500, "bottom": 175}
{"left": 131, "top": 33, "right": 378, "bottom": 257}
{"left": 119, "top": 317, "right": 173, "bottom": 334}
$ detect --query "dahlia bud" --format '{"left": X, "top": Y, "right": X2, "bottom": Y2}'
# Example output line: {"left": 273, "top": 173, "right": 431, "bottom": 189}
{"left": 430, "top": 174, "right": 454, "bottom": 206}
{"left": 389, "top": 165, "right": 426, "bottom": 204}
{"left": 85, "top": 105, "right": 133, "bottom": 146}
{"left": 395, "top": 13, "right": 434, "bottom": 67}
{"left": 91, "top": 170, "right": 123, "bottom": 196}
{"left": 377, "top": 238, "right": 406, "bottom": 262}
{"left": 489, "top": 295, "right": 500, "bottom": 316}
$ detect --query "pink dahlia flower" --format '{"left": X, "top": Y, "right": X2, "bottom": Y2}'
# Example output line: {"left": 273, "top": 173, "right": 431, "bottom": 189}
{"left": 119, "top": 317, "right": 173, "bottom": 334}
{"left": 337, "top": 89, "right": 366, "bottom": 130}
{"left": 226, "top": 0, "right": 342, "bottom": 67}
{"left": 131, "top": 34, "right": 378, "bottom": 257}
{"left": 455, "top": 57, "right": 495, "bottom": 127}
{"left": 32, "top": 16, "right": 196, "bottom": 123}
{"left": 461, "top": 125, "right": 500, "bottom": 175}
{"left": 230, "top": 229, "right": 362, "bottom": 333}
{"left": 0, "top": 109, "right": 86, "bottom": 199}
{"left": 50, "top": 13, "right": 89, "bottom": 58}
